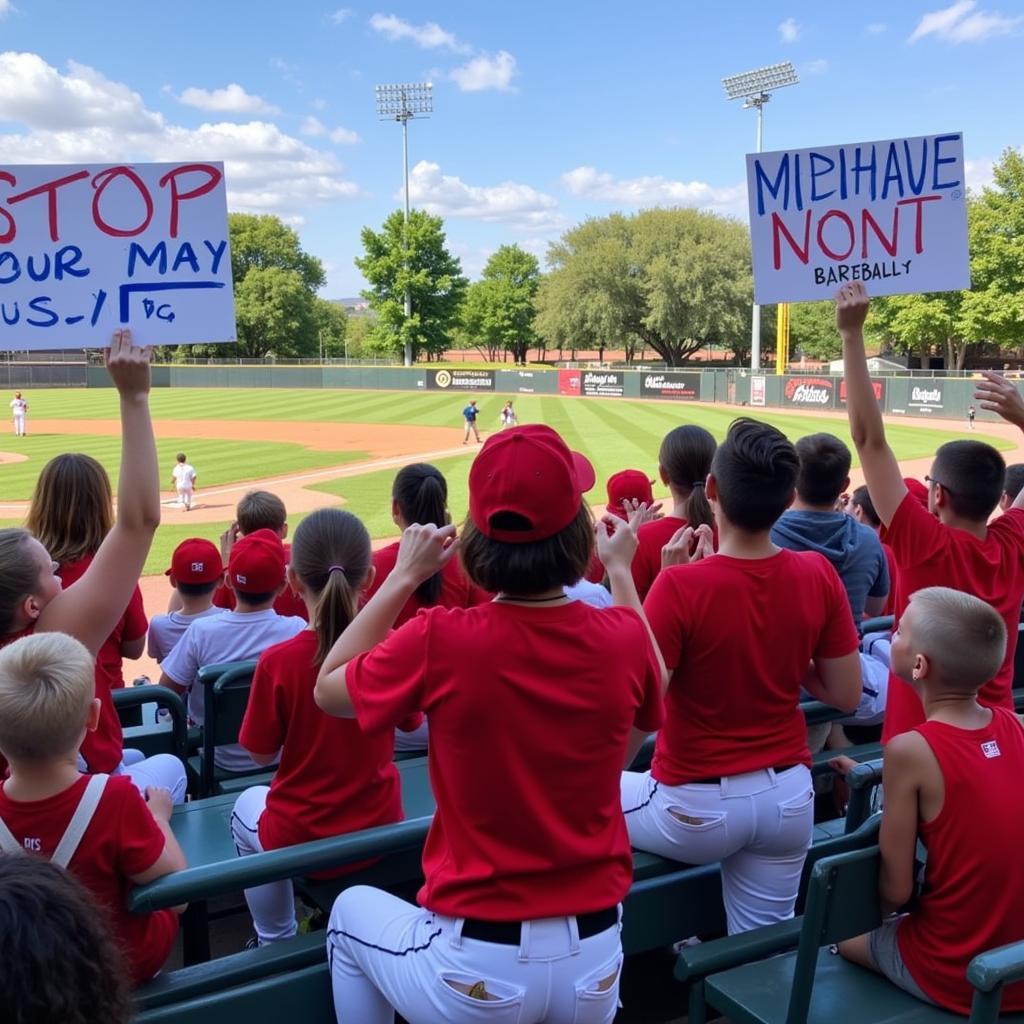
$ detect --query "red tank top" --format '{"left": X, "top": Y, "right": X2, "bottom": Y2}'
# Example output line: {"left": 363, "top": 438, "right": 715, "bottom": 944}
{"left": 898, "top": 708, "right": 1024, "bottom": 1013}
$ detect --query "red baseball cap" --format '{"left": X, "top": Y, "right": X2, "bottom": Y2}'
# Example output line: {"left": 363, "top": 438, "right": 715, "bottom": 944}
{"left": 165, "top": 538, "right": 223, "bottom": 585}
{"left": 469, "top": 424, "right": 595, "bottom": 543}
{"left": 606, "top": 469, "right": 655, "bottom": 520}
{"left": 228, "top": 528, "right": 286, "bottom": 594}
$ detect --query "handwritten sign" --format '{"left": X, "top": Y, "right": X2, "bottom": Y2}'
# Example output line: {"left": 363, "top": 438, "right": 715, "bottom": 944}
{"left": 746, "top": 133, "right": 970, "bottom": 304}
{"left": 0, "top": 162, "right": 234, "bottom": 350}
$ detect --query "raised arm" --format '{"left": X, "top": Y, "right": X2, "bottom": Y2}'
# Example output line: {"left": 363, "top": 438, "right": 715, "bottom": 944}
{"left": 38, "top": 331, "right": 160, "bottom": 654}
{"left": 975, "top": 371, "right": 1024, "bottom": 511}
{"left": 837, "top": 284, "right": 907, "bottom": 527}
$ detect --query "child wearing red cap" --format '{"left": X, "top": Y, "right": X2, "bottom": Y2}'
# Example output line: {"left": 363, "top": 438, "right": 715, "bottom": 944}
{"left": 316, "top": 424, "right": 666, "bottom": 1024}
{"left": 147, "top": 538, "right": 225, "bottom": 664}
{"left": 605, "top": 468, "right": 656, "bottom": 521}
{"left": 839, "top": 283, "right": 1024, "bottom": 741}
{"left": 159, "top": 529, "right": 306, "bottom": 772}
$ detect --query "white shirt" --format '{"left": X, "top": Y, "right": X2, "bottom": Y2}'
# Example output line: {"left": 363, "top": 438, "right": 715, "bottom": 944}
{"left": 172, "top": 463, "right": 197, "bottom": 488}
{"left": 147, "top": 607, "right": 224, "bottom": 663}
{"left": 161, "top": 609, "right": 306, "bottom": 770}
{"left": 565, "top": 578, "right": 613, "bottom": 609}
{"left": 9, "top": 398, "right": 26, "bottom": 416}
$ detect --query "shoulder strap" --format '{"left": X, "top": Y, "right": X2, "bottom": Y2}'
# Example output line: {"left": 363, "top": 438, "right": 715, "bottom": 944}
{"left": 51, "top": 774, "right": 108, "bottom": 869}
{"left": 0, "top": 811, "right": 21, "bottom": 854}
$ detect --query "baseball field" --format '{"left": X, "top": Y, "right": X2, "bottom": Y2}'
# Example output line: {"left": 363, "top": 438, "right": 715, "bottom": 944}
{"left": 0, "top": 386, "right": 1017, "bottom": 583}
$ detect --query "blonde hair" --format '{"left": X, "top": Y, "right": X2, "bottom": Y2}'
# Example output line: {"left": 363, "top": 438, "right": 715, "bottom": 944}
{"left": 0, "top": 632, "right": 94, "bottom": 760}
{"left": 908, "top": 587, "right": 1007, "bottom": 690}
{"left": 236, "top": 490, "right": 287, "bottom": 535}
{"left": 25, "top": 454, "right": 113, "bottom": 565}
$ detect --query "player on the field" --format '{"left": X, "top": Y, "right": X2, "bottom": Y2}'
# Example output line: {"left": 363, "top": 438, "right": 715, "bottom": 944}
{"left": 462, "top": 399, "right": 481, "bottom": 444}
{"left": 9, "top": 391, "right": 27, "bottom": 436}
{"left": 171, "top": 452, "right": 197, "bottom": 511}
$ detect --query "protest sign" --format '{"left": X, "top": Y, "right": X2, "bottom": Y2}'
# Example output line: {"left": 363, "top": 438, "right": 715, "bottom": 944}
{"left": 746, "top": 133, "right": 970, "bottom": 304}
{"left": 0, "top": 162, "right": 234, "bottom": 350}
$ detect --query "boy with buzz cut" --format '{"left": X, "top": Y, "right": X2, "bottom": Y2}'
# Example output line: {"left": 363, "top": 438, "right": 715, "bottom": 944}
{"left": 836, "top": 587, "right": 1024, "bottom": 1014}
{"left": 159, "top": 529, "right": 305, "bottom": 771}
{"left": 147, "top": 538, "right": 225, "bottom": 664}
{"left": 839, "top": 282, "right": 1024, "bottom": 740}
{"left": 0, "top": 631, "right": 187, "bottom": 984}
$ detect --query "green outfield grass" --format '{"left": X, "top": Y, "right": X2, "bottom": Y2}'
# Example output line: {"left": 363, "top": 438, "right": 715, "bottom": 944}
{"left": 0, "top": 387, "right": 1009, "bottom": 577}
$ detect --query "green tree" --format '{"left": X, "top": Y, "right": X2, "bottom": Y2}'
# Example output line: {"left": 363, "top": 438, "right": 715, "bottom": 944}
{"left": 230, "top": 213, "right": 325, "bottom": 292}
{"left": 355, "top": 209, "right": 467, "bottom": 363}
{"left": 313, "top": 299, "right": 348, "bottom": 359}
{"left": 343, "top": 315, "right": 375, "bottom": 360}
{"left": 788, "top": 301, "right": 842, "bottom": 362}
{"left": 460, "top": 245, "right": 541, "bottom": 364}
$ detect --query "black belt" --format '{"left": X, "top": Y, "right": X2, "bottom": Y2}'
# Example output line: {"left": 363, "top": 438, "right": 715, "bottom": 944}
{"left": 461, "top": 906, "right": 618, "bottom": 945}
{"left": 687, "top": 763, "right": 801, "bottom": 786}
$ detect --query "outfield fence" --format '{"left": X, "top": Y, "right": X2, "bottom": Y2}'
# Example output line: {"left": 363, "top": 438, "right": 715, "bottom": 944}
{"left": 0, "top": 361, "right": 992, "bottom": 424}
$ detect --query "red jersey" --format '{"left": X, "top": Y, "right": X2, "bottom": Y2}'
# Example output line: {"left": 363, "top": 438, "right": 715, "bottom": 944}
{"left": 239, "top": 630, "right": 410, "bottom": 864}
{"left": 883, "top": 496, "right": 1024, "bottom": 740}
{"left": 346, "top": 601, "right": 663, "bottom": 920}
{"left": 632, "top": 516, "right": 689, "bottom": 602}
{"left": 213, "top": 543, "right": 308, "bottom": 621}
{"left": 60, "top": 557, "right": 147, "bottom": 774}
{"left": 898, "top": 708, "right": 1024, "bottom": 1013}
{"left": 364, "top": 541, "right": 481, "bottom": 628}
{"left": 0, "top": 775, "right": 176, "bottom": 983}
{"left": 644, "top": 549, "right": 859, "bottom": 785}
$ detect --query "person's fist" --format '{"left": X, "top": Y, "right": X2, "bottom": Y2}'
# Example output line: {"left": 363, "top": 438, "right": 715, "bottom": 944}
{"left": 835, "top": 282, "right": 870, "bottom": 336}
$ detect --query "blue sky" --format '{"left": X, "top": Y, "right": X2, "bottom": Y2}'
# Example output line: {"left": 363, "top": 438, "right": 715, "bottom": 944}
{"left": 0, "top": 0, "right": 1021, "bottom": 295}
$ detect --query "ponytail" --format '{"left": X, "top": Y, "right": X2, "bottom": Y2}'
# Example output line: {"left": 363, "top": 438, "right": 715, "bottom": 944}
{"left": 658, "top": 426, "right": 717, "bottom": 532}
{"left": 289, "top": 510, "right": 372, "bottom": 667}
{"left": 392, "top": 463, "right": 450, "bottom": 606}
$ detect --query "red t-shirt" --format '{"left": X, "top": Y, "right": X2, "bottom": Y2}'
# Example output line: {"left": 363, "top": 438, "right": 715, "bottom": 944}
{"left": 346, "top": 601, "right": 664, "bottom": 920}
{"left": 239, "top": 630, "right": 410, "bottom": 860}
{"left": 632, "top": 516, "right": 689, "bottom": 602}
{"left": 0, "top": 775, "right": 177, "bottom": 983}
{"left": 59, "top": 557, "right": 148, "bottom": 774}
{"left": 882, "top": 496, "right": 1024, "bottom": 740}
{"left": 898, "top": 708, "right": 1024, "bottom": 1013}
{"left": 213, "top": 543, "right": 309, "bottom": 621}
{"left": 364, "top": 541, "right": 482, "bottom": 628}
{"left": 644, "top": 549, "right": 859, "bottom": 785}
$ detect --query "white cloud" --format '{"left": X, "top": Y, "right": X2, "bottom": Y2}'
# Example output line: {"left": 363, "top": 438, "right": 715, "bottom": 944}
{"left": 178, "top": 82, "right": 280, "bottom": 115}
{"left": 867, "top": 22, "right": 888, "bottom": 33}
{"left": 561, "top": 166, "right": 747, "bottom": 218}
{"left": 369, "top": 13, "right": 470, "bottom": 52}
{"left": 450, "top": 51, "right": 517, "bottom": 92}
{"left": 909, "top": 0, "right": 1023, "bottom": 42}
{"left": 0, "top": 2, "right": 14, "bottom": 18}
{"left": 778, "top": 17, "right": 801, "bottom": 42}
{"left": 802, "top": 58, "right": 829, "bottom": 75}
{"left": 328, "top": 8, "right": 353, "bottom": 24}
{"left": 312, "top": 97, "right": 328, "bottom": 111}
{"left": 406, "top": 160, "right": 564, "bottom": 229}
{"left": 329, "top": 126, "right": 360, "bottom": 144}
{"left": 301, "top": 115, "right": 326, "bottom": 136}
{"left": 965, "top": 157, "right": 995, "bottom": 192}
{"left": 0, "top": 54, "right": 360, "bottom": 221}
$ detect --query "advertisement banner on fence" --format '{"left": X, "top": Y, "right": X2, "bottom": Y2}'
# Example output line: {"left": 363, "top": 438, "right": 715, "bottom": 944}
{"left": 639, "top": 371, "right": 701, "bottom": 401}
{"left": 750, "top": 375, "right": 767, "bottom": 407}
{"left": 747, "top": 133, "right": 970, "bottom": 304}
{"left": 907, "top": 381, "right": 944, "bottom": 413}
{"left": 426, "top": 368, "right": 495, "bottom": 391}
{"left": 783, "top": 376, "right": 835, "bottom": 407}
{"left": 558, "top": 369, "right": 581, "bottom": 396}
{"left": 838, "top": 377, "right": 886, "bottom": 406}
{"left": 509, "top": 370, "right": 540, "bottom": 394}
{"left": 582, "top": 370, "right": 624, "bottom": 398}
{"left": 0, "top": 161, "right": 235, "bottom": 351}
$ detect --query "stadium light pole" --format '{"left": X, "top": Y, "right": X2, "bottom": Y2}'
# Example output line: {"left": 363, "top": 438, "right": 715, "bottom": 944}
{"left": 375, "top": 82, "right": 433, "bottom": 367}
{"left": 721, "top": 61, "right": 798, "bottom": 372}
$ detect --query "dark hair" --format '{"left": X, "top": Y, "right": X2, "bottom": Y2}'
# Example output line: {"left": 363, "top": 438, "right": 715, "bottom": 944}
{"left": 234, "top": 590, "right": 277, "bottom": 607}
{"left": 393, "top": 464, "right": 450, "bottom": 606}
{"left": 1004, "top": 464, "right": 1024, "bottom": 503}
{"left": 794, "top": 433, "right": 852, "bottom": 506}
{"left": 236, "top": 490, "right": 287, "bottom": 535}
{"left": 0, "top": 528, "right": 45, "bottom": 638}
{"left": 175, "top": 579, "right": 220, "bottom": 598}
{"left": 460, "top": 504, "right": 594, "bottom": 595}
{"left": 850, "top": 485, "right": 880, "bottom": 527}
{"left": 290, "top": 508, "right": 372, "bottom": 666}
{"left": 659, "top": 425, "right": 716, "bottom": 531}
{"left": 176, "top": 452, "right": 186, "bottom": 462}
{"left": 0, "top": 858, "right": 132, "bottom": 1024}
{"left": 932, "top": 441, "right": 1006, "bottom": 522}
{"left": 711, "top": 417, "right": 799, "bottom": 532}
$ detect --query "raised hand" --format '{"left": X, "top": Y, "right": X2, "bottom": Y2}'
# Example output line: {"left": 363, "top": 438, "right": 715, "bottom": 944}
{"left": 835, "top": 282, "right": 870, "bottom": 337}
{"left": 394, "top": 522, "right": 459, "bottom": 584}
{"left": 624, "top": 498, "right": 664, "bottom": 530}
{"left": 595, "top": 513, "right": 638, "bottom": 572}
{"left": 661, "top": 523, "right": 714, "bottom": 569}
{"left": 105, "top": 328, "right": 153, "bottom": 398}
{"left": 975, "top": 370, "right": 1024, "bottom": 429}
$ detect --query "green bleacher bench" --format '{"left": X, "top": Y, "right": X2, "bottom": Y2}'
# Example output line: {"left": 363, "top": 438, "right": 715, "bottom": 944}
{"left": 114, "top": 686, "right": 189, "bottom": 764}
{"left": 860, "top": 615, "right": 894, "bottom": 637}
{"left": 683, "top": 842, "right": 1024, "bottom": 1024}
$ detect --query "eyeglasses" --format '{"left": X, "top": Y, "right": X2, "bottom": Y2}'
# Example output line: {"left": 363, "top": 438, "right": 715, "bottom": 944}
{"left": 924, "top": 475, "right": 953, "bottom": 494}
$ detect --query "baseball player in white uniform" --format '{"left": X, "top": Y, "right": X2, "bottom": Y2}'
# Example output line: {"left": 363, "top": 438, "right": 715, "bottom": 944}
{"left": 172, "top": 452, "right": 197, "bottom": 511}
{"left": 9, "top": 392, "right": 27, "bottom": 436}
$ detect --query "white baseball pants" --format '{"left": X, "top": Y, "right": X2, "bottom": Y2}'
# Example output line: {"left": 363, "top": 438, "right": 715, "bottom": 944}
{"left": 12, "top": 415, "right": 25, "bottom": 436}
{"left": 231, "top": 786, "right": 298, "bottom": 944}
{"left": 327, "top": 887, "right": 623, "bottom": 1024}
{"left": 80, "top": 749, "right": 187, "bottom": 804}
{"left": 393, "top": 720, "right": 429, "bottom": 753}
{"left": 177, "top": 487, "right": 193, "bottom": 510}
{"left": 621, "top": 764, "right": 813, "bottom": 935}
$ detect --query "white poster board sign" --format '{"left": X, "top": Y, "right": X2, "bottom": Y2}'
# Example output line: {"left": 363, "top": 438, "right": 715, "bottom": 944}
{"left": 746, "top": 133, "right": 970, "bottom": 305}
{"left": 0, "top": 162, "right": 234, "bottom": 350}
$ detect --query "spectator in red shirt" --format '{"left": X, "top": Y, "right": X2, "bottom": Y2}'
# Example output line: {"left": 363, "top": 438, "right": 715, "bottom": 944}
{"left": 838, "top": 282, "right": 1024, "bottom": 741}
{"left": 631, "top": 425, "right": 717, "bottom": 601}
{"left": 623, "top": 417, "right": 862, "bottom": 935}
{"left": 315, "top": 424, "right": 665, "bottom": 1024}
{"left": 999, "top": 463, "right": 1024, "bottom": 512}
{"left": 232, "top": 508, "right": 419, "bottom": 946}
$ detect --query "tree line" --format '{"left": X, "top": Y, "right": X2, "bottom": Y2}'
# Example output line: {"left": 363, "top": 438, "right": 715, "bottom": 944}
{"left": 178, "top": 148, "right": 1024, "bottom": 369}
